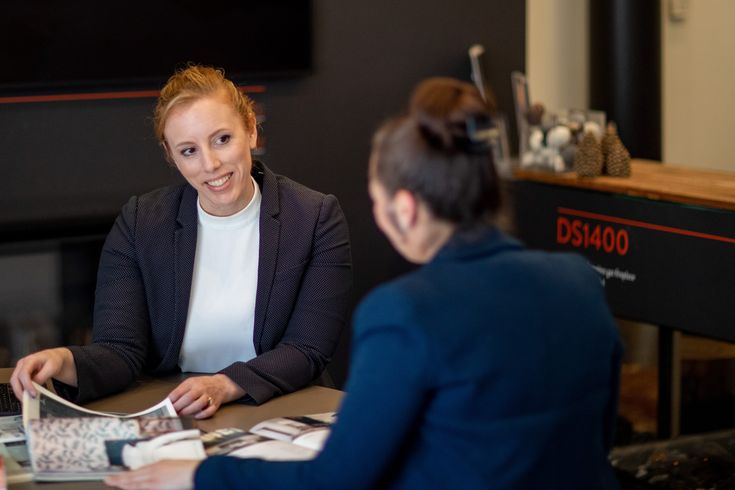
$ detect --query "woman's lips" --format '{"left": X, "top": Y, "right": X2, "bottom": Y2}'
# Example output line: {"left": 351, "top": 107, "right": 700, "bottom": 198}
{"left": 205, "top": 172, "right": 233, "bottom": 189}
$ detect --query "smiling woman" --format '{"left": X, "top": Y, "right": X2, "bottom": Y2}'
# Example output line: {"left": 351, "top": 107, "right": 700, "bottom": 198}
{"left": 10, "top": 65, "right": 353, "bottom": 419}
{"left": 162, "top": 92, "right": 257, "bottom": 217}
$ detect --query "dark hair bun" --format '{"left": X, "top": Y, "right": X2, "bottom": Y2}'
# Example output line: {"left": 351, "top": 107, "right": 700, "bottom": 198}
{"left": 409, "top": 77, "right": 492, "bottom": 154}
{"left": 369, "top": 76, "right": 502, "bottom": 228}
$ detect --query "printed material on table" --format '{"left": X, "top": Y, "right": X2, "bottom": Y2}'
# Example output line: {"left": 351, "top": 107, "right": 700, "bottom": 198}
{"left": 0, "top": 441, "right": 32, "bottom": 485}
{"left": 0, "top": 416, "right": 24, "bottom": 444}
{"left": 27, "top": 416, "right": 192, "bottom": 481}
{"left": 22, "top": 381, "right": 184, "bottom": 481}
{"left": 22, "top": 381, "right": 176, "bottom": 428}
{"left": 202, "top": 412, "right": 336, "bottom": 461}
{"left": 121, "top": 429, "right": 206, "bottom": 470}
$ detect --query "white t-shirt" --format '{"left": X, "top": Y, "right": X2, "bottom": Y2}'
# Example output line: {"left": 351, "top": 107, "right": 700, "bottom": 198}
{"left": 179, "top": 177, "right": 261, "bottom": 373}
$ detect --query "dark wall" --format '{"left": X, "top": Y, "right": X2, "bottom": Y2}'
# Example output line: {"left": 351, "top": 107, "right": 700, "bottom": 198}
{"left": 263, "top": 1, "right": 525, "bottom": 385}
{"left": 0, "top": 1, "right": 525, "bottom": 386}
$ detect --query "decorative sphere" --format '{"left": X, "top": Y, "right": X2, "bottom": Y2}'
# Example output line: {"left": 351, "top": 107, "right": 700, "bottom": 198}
{"left": 547, "top": 125, "right": 572, "bottom": 148}
{"left": 528, "top": 128, "right": 544, "bottom": 151}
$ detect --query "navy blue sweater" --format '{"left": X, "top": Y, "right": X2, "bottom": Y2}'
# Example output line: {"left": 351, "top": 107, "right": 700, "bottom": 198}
{"left": 196, "top": 228, "right": 621, "bottom": 489}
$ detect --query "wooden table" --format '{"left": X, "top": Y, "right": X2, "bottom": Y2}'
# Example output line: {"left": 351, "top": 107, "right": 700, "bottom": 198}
{"left": 1, "top": 369, "right": 343, "bottom": 489}
{"left": 512, "top": 159, "right": 735, "bottom": 437}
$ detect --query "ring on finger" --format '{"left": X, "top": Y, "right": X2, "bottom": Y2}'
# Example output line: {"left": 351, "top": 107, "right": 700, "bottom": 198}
{"left": 207, "top": 396, "right": 214, "bottom": 407}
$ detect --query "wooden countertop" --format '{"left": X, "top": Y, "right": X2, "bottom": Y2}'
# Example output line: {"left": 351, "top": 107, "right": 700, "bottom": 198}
{"left": 513, "top": 159, "right": 735, "bottom": 212}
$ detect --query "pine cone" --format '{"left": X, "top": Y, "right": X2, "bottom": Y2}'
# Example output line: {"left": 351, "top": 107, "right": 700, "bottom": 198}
{"left": 601, "top": 121, "right": 618, "bottom": 158}
{"left": 574, "top": 131, "right": 603, "bottom": 177}
{"left": 601, "top": 121, "right": 631, "bottom": 177}
{"left": 606, "top": 136, "right": 631, "bottom": 177}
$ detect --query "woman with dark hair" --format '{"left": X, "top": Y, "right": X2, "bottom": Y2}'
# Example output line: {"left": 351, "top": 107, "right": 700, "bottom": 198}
{"left": 107, "top": 77, "right": 621, "bottom": 490}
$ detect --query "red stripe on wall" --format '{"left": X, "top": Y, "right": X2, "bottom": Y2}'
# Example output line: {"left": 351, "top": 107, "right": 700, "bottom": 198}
{"left": 557, "top": 207, "right": 735, "bottom": 245}
{"left": 0, "top": 85, "right": 266, "bottom": 104}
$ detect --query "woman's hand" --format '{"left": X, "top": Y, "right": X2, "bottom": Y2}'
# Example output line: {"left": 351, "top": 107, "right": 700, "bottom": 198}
{"left": 168, "top": 374, "right": 245, "bottom": 419}
{"left": 9, "top": 347, "right": 77, "bottom": 400}
{"left": 104, "top": 460, "right": 199, "bottom": 490}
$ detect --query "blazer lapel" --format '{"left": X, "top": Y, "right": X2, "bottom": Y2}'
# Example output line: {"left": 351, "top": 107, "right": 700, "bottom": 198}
{"left": 168, "top": 185, "right": 198, "bottom": 366}
{"left": 253, "top": 161, "right": 280, "bottom": 354}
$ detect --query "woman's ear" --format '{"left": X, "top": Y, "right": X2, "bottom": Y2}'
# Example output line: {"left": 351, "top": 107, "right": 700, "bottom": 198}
{"left": 392, "top": 189, "right": 418, "bottom": 232}
{"left": 248, "top": 116, "right": 258, "bottom": 150}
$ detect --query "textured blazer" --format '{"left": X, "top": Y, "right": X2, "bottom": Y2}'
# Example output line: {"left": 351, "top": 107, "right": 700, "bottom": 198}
{"left": 196, "top": 228, "right": 621, "bottom": 489}
{"left": 65, "top": 161, "right": 352, "bottom": 404}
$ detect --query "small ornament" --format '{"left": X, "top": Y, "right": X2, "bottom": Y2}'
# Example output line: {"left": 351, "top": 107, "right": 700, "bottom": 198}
{"left": 583, "top": 121, "right": 602, "bottom": 141}
{"left": 547, "top": 125, "right": 572, "bottom": 148}
{"left": 526, "top": 103, "right": 545, "bottom": 126}
{"left": 604, "top": 123, "right": 631, "bottom": 177}
{"left": 561, "top": 144, "right": 577, "bottom": 168}
{"left": 552, "top": 154, "right": 565, "bottom": 172}
{"left": 528, "top": 127, "right": 544, "bottom": 151}
{"left": 574, "top": 131, "right": 603, "bottom": 177}
{"left": 521, "top": 150, "right": 536, "bottom": 168}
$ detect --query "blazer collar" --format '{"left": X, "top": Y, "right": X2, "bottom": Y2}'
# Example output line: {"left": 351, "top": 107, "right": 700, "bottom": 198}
{"left": 252, "top": 160, "right": 280, "bottom": 353}
{"left": 252, "top": 160, "right": 280, "bottom": 218}
{"left": 170, "top": 185, "right": 198, "bottom": 368}
{"left": 430, "top": 226, "right": 523, "bottom": 264}
{"left": 177, "top": 185, "right": 198, "bottom": 228}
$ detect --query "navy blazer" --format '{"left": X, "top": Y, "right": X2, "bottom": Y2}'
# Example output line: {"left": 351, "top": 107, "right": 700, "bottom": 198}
{"left": 196, "top": 228, "right": 621, "bottom": 489}
{"left": 65, "top": 161, "right": 352, "bottom": 404}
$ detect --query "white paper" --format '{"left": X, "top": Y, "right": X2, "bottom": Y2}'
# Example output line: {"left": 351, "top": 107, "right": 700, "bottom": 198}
{"left": 0, "top": 417, "right": 24, "bottom": 444}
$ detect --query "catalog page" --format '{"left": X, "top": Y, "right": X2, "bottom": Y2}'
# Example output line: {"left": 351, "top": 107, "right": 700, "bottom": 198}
{"left": 202, "top": 412, "right": 336, "bottom": 462}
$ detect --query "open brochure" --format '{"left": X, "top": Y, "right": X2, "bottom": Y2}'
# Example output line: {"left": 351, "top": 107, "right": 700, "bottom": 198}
{"left": 202, "top": 412, "right": 336, "bottom": 461}
{"left": 22, "top": 381, "right": 176, "bottom": 428}
{"left": 27, "top": 416, "right": 191, "bottom": 481}
{"left": 20, "top": 381, "right": 181, "bottom": 482}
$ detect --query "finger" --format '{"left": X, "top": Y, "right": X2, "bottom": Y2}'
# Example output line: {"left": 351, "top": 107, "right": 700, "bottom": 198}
{"left": 107, "top": 462, "right": 181, "bottom": 490}
{"left": 18, "top": 370, "right": 38, "bottom": 398}
{"left": 178, "top": 394, "right": 210, "bottom": 417}
{"left": 167, "top": 378, "right": 198, "bottom": 404}
{"left": 171, "top": 389, "right": 203, "bottom": 413}
{"left": 104, "top": 476, "right": 147, "bottom": 490}
{"left": 9, "top": 375, "right": 23, "bottom": 401}
{"left": 178, "top": 399, "right": 207, "bottom": 417}
{"left": 167, "top": 383, "right": 189, "bottom": 403}
{"left": 16, "top": 360, "right": 43, "bottom": 398}
{"left": 9, "top": 360, "right": 25, "bottom": 400}
{"left": 105, "top": 468, "right": 153, "bottom": 489}
{"left": 32, "top": 361, "right": 59, "bottom": 388}
{"left": 195, "top": 401, "right": 218, "bottom": 420}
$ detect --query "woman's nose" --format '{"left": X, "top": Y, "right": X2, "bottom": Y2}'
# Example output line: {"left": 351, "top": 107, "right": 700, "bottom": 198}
{"left": 201, "top": 149, "right": 221, "bottom": 172}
